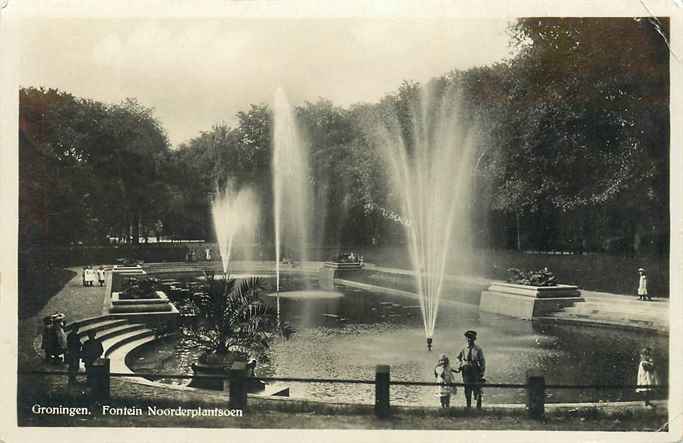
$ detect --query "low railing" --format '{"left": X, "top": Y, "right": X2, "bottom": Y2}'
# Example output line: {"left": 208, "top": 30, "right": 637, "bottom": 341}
{"left": 19, "top": 360, "right": 667, "bottom": 420}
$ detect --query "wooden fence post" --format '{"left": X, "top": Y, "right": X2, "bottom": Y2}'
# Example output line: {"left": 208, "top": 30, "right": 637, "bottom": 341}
{"left": 89, "top": 357, "right": 110, "bottom": 401}
{"left": 375, "top": 365, "right": 391, "bottom": 418}
{"left": 527, "top": 370, "right": 545, "bottom": 420}
{"left": 229, "top": 361, "right": 248, "bottom": 411}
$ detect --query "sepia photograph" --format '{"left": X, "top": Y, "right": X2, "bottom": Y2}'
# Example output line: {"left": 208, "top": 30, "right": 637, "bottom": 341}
{"left": 2, "top": 1, "right": 681, "bottom": 440}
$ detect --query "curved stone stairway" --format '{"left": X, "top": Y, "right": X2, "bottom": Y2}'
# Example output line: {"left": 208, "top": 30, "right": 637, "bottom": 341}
{"left": 64, "top": 316, "right": 290, "bottom": 396}
{"left": 65, "top": 316, "right": 159, "bottom": 375}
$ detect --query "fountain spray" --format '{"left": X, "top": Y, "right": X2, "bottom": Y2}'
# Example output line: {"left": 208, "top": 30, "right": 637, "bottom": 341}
{"left": 211, "top": 186, "right": 259, "bottom": 275}
{"left": 272, "top": 87, "right": 312, "bottom": 334}
{"left": 373, "top": 81, "right": 479, "bottom": 343}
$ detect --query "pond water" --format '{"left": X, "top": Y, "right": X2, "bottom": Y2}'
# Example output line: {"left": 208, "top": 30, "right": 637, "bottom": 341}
{"left": 128, "top": 273, "right": 668, "bottom": 406}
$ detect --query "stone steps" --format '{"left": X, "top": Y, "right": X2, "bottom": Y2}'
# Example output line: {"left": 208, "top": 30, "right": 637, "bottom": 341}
{"left": 68, "top": 313, "right": 293, "bottom": 398}
{"left": 96, "top": 323, "right": 149, "bottom": 343}
{"left": 74, "top": 319, "right": 130, "bottom": 339}
{"left": 101, "top": 328, "right": 156, "bottom": 357}
{"left": 556, "top": 310, "right": 666, "bottom": 324}
{"left": 561, "top": 305, "right": 665, "bottom": 319}
{"left": 535, "top": 315, "right": 667, "bottom": 335}
{"left": 65, "top": 315, "right": 156, "bottom": 357}
{"left": 542, "top": 293, "right": 669, "bottom": 334}
{"left": 67, "top": 315, "right": 119, "bottom": 330}
{"left": 553, "top": 311, "right": 657, "bottom": 325}
{"left": 108, "top": 334, "right": 160, "bottom": 374}
{"left": 572, "top": 298, "right": 668, "bottom": 309}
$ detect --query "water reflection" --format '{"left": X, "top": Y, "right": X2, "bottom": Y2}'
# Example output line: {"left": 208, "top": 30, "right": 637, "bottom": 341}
{"left": 128, "top": 273, "right": 668, "bottom": 406}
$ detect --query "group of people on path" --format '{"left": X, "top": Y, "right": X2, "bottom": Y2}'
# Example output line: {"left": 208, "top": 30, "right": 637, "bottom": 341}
{"left": 82, "top": 265, "right": 106, "bottom": 287}
{"left": 41, "top": 313, "right": 68, "bottom": 363}
{"left": 185, "top": 246, "right": 213, "bottom": 262}
{"left": 42, "top": 314, "right": 104, "bottom": 383}
{"left": 433, "top": 329, "right": 660, "bottom": 409}
{"left": 434, "top": 330, "right": 485, "bottom": 409}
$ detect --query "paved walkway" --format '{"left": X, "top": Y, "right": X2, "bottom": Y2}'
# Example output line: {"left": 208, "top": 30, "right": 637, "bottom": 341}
{"left": 547, "top": 289, "right": 669, "bottom": 333}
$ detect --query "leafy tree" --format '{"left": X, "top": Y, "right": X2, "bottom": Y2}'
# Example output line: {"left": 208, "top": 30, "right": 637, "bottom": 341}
{"left": 480, "top": 18, "right": 669, "bottom": 252}
{"left": 19, "top": 88, "right": 171, "bottom": 245}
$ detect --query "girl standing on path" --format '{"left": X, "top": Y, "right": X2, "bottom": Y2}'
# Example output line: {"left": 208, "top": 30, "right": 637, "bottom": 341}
{"left": 84, "top": 266, "right": 96, "bottom": 287}
{"left": 434, "top": 353, "right": 458, "bottom": 408}
{"left": 96, "top": 266, "right": 106, "bottom": 287}
{"left": 636, "top": 347, "right": 659, "bottom": 407}
{"left": 637, "top": 267, "right": 651, "bottom": 301}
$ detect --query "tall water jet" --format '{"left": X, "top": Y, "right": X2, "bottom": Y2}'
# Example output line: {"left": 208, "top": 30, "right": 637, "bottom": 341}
{"left": 211, "top": 186, "right": 260, "bottom": 274}
{"left": 272, "top": 88, "right": 312, "bottom": 329}
{"left": 372, "top": 80, "right": 479, "bottom": 343}
{"left": 272, "top": 88, "right": 312, "bottom": 286}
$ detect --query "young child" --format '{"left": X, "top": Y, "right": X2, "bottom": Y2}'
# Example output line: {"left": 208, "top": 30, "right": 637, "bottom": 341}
{"left": 637, "top": 268, "right": 651, "bottom": 301}
{"left": 434, "top": 353, "right": 458, "bottom": 408}
{"left": 636, "top": 347, "right": 659, "bottom": 407}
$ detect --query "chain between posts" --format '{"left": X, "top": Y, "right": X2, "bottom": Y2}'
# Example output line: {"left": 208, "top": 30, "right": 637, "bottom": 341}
{"left": 17, "top": 369, "right": 667, "bottom": 391}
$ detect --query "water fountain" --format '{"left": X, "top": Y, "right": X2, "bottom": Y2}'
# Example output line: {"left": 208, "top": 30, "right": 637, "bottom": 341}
{"left": 211, "top": 186, "right": 260, "bottom": 274}
{"left": 271, "top": 88, "right": 314, "bottom": 326}
{"left": 123, "top": 86, "right": 668, "bottom": 410}
{"left": 372, "top": 81, "right": 479, "bottom": 349}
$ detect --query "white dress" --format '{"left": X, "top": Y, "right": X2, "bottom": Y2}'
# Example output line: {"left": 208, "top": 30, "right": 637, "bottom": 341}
{"left": 636, "top": 358, "right": 658, "bottom": 392}
{"left": 435, "top": 365, "right": 457, "bottom": 397}
{"left": 638, "top": 275, "right": 648, "bottom": 296}
{"left": 84, "top": 269, "right": 96, "bottom": 284}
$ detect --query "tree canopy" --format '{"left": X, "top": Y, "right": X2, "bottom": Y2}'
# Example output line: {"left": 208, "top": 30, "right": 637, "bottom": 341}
{"left": 19, "top": 17, "right": 670, "bottom": 256}
{"left": 20, "top": 87, "right": 171, "bottom": 246}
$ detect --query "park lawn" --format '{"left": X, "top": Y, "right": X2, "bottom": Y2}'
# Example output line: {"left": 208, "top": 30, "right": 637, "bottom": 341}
{"left": 19, "top": 267, "right": 77, "bottom": 320}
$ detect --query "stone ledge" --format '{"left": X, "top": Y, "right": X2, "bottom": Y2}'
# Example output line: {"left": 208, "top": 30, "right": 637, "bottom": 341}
{"left": 488, "top": 282, "right": 580, "bottom": 298}
{"left": 323, "top": 262, "right": 364, "bottom": 270}
{"left": 480, "top": 287, "right": 583, "bottom": 319}
{"left": 110, "top": 304, "right": 174, "bottom": 313}
{"left": 111, "top": 291, "right": 170, "bottom": 305}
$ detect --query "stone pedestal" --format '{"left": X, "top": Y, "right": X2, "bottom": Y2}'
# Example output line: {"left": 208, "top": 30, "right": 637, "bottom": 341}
{"left": 318, "top": 262, "right": 364, "bottom": 290}
{"left": 479, "top": 282, "right": 583, "bottom": 319}
{"left": 105, "top": 266, "right": 179, "bottom": 328}
{"left": 318, "top": 267, "right": 336, "bottom": 290}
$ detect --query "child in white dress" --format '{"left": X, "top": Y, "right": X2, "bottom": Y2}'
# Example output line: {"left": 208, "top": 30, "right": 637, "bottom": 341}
{"left": 636, "top": 347, "right": 659, "bottom": 407}
{"left": 637, "top": 268, "right": 651, "bottom": 301}
{"left": 434, "top": 354, "right": 458, "bottom": 408}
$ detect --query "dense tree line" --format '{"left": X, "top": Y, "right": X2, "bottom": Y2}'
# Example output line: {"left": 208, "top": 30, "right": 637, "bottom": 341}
{"left": 20, "top": 88, "right": 171, "bottom": 246}
{"left": 482, "top": 18, "right": 669, "bottom": 254}
{"left": 19, "top": 18, "right": 669, "bottom": 258}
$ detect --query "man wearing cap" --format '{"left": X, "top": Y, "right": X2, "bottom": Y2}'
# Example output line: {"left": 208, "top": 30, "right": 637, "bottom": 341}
{"left": 456, "top": 330, "right": 486, "bottom": 409}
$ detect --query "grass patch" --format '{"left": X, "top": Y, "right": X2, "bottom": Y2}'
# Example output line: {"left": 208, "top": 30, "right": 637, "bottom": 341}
{"left": 19, "top": 265, "right": 77, "bottom": 319}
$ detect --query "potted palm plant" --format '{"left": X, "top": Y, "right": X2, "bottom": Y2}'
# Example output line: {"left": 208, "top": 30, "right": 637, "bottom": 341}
{"left": 181, "top": 273, "right": 280, "bottom": 390}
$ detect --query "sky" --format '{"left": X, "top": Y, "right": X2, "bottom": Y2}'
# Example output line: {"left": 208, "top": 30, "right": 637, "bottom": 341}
{"left": 19, "top": 17, "right": 515, "bottom": 147}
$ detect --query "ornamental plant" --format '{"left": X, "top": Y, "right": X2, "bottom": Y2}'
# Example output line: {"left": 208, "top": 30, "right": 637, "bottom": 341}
{"left": 506, "top": 267, "right": 558, "bottom": 286}
{"left": 180, "top": 273, "right": 289, "bottom": 358}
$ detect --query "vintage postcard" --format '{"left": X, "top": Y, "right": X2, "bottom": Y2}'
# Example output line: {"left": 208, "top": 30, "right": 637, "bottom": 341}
{"left": 1, "top": 0, "right": 681, "bottom": 442}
